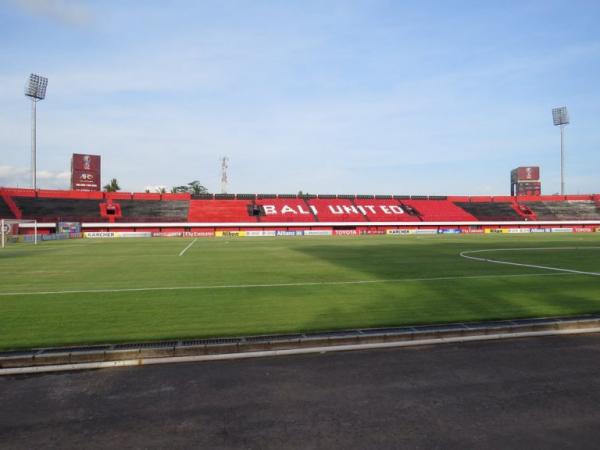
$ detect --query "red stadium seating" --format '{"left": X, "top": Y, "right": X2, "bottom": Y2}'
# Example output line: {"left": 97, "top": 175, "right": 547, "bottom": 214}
{"left": 306, "top": 199, "right": 367, "bottom": 222}
{"left": 1, "top": 188, "right": 599, "bottom": 228}
{"left": 403, "top": 200, "right": 476, "bottom": 221}
{"left": 353, "top": 198, "right": 420, "bottom": 222}
{"left": 255, "top": 198, "right": 316, "bottom": 222}
{"left": 188, "top": 200, "right": 257, "bottom": 223}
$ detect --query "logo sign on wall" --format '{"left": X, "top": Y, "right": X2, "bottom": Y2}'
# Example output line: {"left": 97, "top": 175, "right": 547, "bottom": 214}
{"left": 71, "top": 153, "right": 101, "bottom": 191}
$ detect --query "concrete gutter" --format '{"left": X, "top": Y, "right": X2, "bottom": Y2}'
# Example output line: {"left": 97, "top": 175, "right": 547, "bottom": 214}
{"left": 2, "top": 315, "right": 600, "bottom": 375}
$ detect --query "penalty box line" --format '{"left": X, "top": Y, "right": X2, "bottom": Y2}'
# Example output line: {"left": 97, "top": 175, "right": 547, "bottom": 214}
{"left": 460, "top": 247, "right": 600, "bottom": 277}
{"left": 178, "top": 238, "right": 198, "bottom": 256}
{"left": 0, "top": 272, "right": 576, "bottom": 297}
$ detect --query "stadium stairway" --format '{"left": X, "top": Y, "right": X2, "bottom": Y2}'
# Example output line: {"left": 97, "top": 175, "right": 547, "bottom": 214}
{"left": 0, "top": 193, "right": 19, "bottom": 219}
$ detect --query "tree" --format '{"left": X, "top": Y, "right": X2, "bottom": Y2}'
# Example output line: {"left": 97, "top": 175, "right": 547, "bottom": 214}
{"left": 188, "top": 180, "right": 208, "bottom": 195}
{"left": 171, "top": 180, "right": 208, "bottom": 195}
{"left": 104, "top": 178, "right": 120, "bottom": 192}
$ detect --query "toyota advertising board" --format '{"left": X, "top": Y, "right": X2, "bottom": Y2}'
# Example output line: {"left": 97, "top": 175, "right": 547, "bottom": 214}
{"left": 71, "top": 154, "right": 101, "bottom": 191}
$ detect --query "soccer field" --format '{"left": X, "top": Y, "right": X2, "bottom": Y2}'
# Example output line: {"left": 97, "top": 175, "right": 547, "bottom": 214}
{"left": 1, "top": 234, "right": 599, "bottom": 350}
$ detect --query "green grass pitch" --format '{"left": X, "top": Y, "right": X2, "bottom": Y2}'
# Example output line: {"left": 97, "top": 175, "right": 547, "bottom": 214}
{"left": 1, "top": 234, "right": 599, "bottom": 350}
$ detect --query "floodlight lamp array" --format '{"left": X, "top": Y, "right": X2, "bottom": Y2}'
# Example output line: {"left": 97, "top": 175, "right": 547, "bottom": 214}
{"left": 24, "top": 73, "right": 48, "bottom": 100}
{"left": 552, "top": 106, "right": 569, "bottom": 126}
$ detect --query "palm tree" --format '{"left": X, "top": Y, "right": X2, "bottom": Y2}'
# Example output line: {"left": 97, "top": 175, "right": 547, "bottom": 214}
{"left": 103, "top": 178, "right": 121, "bottom": 192}
{"left": 171, "top": 181, "right": 208, "bottom": 195}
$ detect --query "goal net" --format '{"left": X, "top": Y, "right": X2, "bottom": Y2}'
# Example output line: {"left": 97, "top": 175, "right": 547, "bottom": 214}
{"left": 1, "top": 219, "right": 38, "bottom": 248}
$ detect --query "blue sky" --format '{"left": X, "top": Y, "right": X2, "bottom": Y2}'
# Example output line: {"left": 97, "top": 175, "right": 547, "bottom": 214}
{"left": 1, "top": 0, "right": 599, "bottom": 195}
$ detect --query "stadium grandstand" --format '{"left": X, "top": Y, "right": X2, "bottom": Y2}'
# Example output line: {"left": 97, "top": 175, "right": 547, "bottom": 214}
{"left": 2, "top": 187, "right": 600, "bottom": 235}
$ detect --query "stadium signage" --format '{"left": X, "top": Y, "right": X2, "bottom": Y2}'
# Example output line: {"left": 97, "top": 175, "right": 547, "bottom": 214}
{"left": 152, "top": 231, "right": 215, "bottom": 237}
{"left": 438, "top": 229, "right": 461, "bottom": 234}
{"left": 84, "top": 232, "right": 152, "bottom": 238}
{"left": 261, "top": 204, "right": 405, "bottom": 217}
{"left": 334, "top": 230, "right": 358, "bottom": 235}
{"left": 71, "top": 154, "right": 101, "bottom": 191}
{"left": 304, "top": 230, "right": 333, "bottom": 236}
{"left": 276, "top": 230, "right": 304, "bottom": 236}
{"left": 386, "top": 229, "right": 412, "bottom": 235}
{"left": 245, "top": 231, "right": 277, "bottom": 237}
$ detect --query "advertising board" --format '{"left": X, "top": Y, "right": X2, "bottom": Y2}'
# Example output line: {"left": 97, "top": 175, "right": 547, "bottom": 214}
{"left": 245, "top": 231, "right": 277, "bottom": 237}
{"left": 215, "top": 231, "right": 246, "bottom": 237}
{"left": 516, "top": 181, "right": 541, "bottom": 196}
{"left": 334, "top": 230, "right": 358, "bottom": 236}
{"left": 152, "top": 231, "right": 215, "bottom": 237}
{"left": 516, "top": 166, "right": 540, "bottom": 181}
{"left": 71, "top": 154, "right": 101, "bottom": 191}
{"left": 386, "top": 229, "right": 413, "bottom": 235}
{"left": 276, "top": 230, "right": 304, "bottom": 236}
{"left": 84, "top": 232, "right": 152, "bottom": 238}
{"left": 57, "top": 222, "right": 81, "bottom": 233}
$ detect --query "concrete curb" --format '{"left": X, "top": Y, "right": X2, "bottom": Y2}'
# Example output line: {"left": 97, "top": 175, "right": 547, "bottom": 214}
{"left": 2, "top": 316, "right": 600, "bottom": 375}
{"left": 2, "top": 327, "right": 600, "bottom": 376}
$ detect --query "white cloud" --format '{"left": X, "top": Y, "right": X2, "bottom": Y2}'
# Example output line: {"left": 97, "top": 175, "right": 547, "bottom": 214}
{"left": 144, "top": 185, "right": 167, "bottom": 193}
{"left": 10, "top": 0, "right": 92, "bottom": 26}
{"left": 0, "top": 165, "right": 70, "bottom": 189}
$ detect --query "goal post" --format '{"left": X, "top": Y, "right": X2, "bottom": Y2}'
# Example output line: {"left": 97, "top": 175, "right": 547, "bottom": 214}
{"left": 1, "top": 219, "right": 38, "bottom": 248}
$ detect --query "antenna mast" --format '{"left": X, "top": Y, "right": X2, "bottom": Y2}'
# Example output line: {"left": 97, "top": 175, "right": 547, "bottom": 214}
{"left": 220, "top": 156, "right": 229, "bottom": 194}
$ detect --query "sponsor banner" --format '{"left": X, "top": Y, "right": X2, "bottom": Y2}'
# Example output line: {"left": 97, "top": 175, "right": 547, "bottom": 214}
{"left": 414, "top": 229, "right": 437, "bottom": 235}
{"left": 152, "top": 231, "right": 215, "bottom": 237}
{"left": 184, "top": 231, "right": 214, "bottom": 237}
{"left": 360, "top": 230, "right": 386, "bottom": 235}
{"left": 23, "top": 232, "right": 82, "bottom": 242}
{"left": 484, "top": 229, "right": 503, "bottom": 234}
{"left": 71, "top": 154, "right": 101, "bottom": 191}
{"left": 245, "top": 230, "right": 277, "bottom": 237}
{"left": 304, "top": 230, "right": 333, "bottom": 236}
{"left": 573, "top": 227, "right": 594, "bottom": 233}
{"left": 276, "top": 230, "right": 304, "bottom": 236}
{"left": 152, "top": 232, "right": 183, "bottom": 237}
{"left": 438, "top": 229, "right": 461, "bottom": 234}
{"left": 85, "top": 231, "right": 152, "bottom": 238}
{"left": 386, "top": 229, "right": 414, "bottom": 235}
{"left": 85, "top": 232, "right": 115, "bottom": 238}
{"left": 334, "top": 230, "right": 358, "bottom": 236}
{"left": 502, "top": 228, "right": 532, "bottom": 234}
{"left": 462, "top": 229, "right": 484, "bottom": 234}
{"left": 57, "top": 222, "right": 81, "bottom": 233}
{"left": 550, "top": 227, "right": 573, "bottom": 233}
{"left": 530, "top": 228, "right": 547, "bottom": 233}
{"left": 215, "top": 231, "right": 247, "bottom": 237}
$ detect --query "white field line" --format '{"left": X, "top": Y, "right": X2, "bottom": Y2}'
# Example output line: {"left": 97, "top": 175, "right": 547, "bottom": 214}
{"left": 0, "top": 272, "right": 575, "bottom": 297}
{"left": 460, "top": 247, "right": 600, "bottom": 277}
{"left": 178, "top": 238, "right": 198, "bottom": 256}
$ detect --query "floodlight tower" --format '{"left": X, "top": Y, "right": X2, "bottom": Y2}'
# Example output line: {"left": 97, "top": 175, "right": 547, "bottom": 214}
{"left": 24, "top": 74, "right": 48, "bottom": 190}
{"left": 552, "top": 106, "right": 569, "bottom": 195}
{"left": 221, "top": 156, "right": 229, "bottom": 194}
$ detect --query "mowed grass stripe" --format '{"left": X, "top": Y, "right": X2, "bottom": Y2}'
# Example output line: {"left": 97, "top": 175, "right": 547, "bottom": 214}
{"left": 0, "top": 271, "right": 575, "bottom": 296}
{"left": 0, "top": 234, "right": 599, "bottom": 349}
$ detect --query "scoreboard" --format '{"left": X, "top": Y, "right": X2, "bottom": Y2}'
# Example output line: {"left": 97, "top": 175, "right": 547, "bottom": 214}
{"left": 511, "top": 166, "right": 541, "bottom": 196}
{"left": 71, "top": 154, "right": 101, "bottom": 191}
